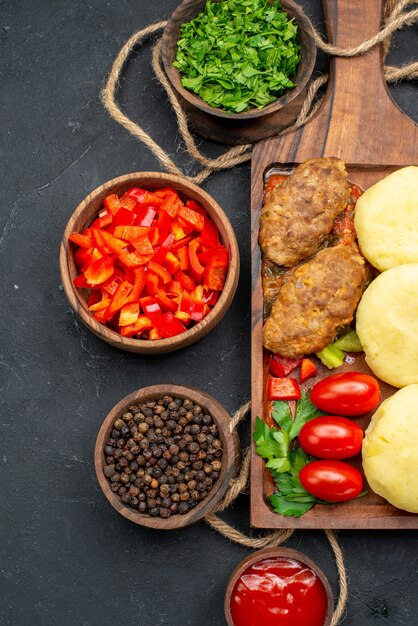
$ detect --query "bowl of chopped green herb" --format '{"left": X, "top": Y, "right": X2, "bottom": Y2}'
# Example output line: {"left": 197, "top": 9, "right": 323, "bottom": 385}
{"left": 161, "top": 0, "right": 316, "bottom": 145}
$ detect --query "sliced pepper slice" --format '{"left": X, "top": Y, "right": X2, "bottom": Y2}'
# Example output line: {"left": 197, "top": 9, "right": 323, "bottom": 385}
{"left": 155, "top": 292, "right": 178, "bottom": 313}
{"left": 300, "top": 358, "right": 318, "bottom": 383}
{"left": 126, "top": 267, "right": 146, "bottom": 301}
{"left": 165, "top": 252, "right": 180, "bottom": 275}
{"left": 113, "top": 207, "right": 135, "bottom": 226}
{"left": 114, "top": 225, "right": 149, "bottom": 241}
{"left": 177, "top": 247, "right": 189, "bottom": 271}
{"left": 131, "top": 233, "right": 154, "bottom": 257}
{"left": 152, "top": 234, "right": 175, "bottom": 265}
{"left": 89, "top": 295, "right": 112, "bottom": 312}
{"left": 134, "top": 206, "right": 156, "bottom": 227}
{"left": 148, "top": 260, "right": 171, "bottom": 285}
{"left": 145, "top": 272, "right": 159, "bottom": 296}
{"left": 185, "top": 199, "right": 206, "bottom": 216}
{"left": 188, "top": 239, "right": 205, "bottom": 282}
{"left": 104, "top": 193, "right": 121, "bottom": 215}
{"left": 180, "top": 293, "right": 206, "bottom": 321}
{"left": 176, "top": 270, "right": 195, "bottom": 291}
{"left": 97, "top": 229, "right": 127, "bottom": 255}
{"left": 69, "top": 231, "right": 93, "bottom": 249}
{"left": 73, "top": 274, "right": 91, "bottom": 288}
{"left": 269, "top": 354, "right": 301, "bottom": 378}
{"left": 203, "top": 248, "right": 229, "bottom": 291}
{"left": 84, "top": 256, "right": 114, "bottom": 286}
{"left": 160, "top": 192, "right": 183, "bottom": 217}
{"left": 177, "top": 205, "right": 205, "bottom": 231}
{"left": 103, "top": 280, "right": 133, "bottom": 322}
{"left": 120, "top": 315, "right": 153, "bottom": 337}
{"left": 268, "top": 378, "right": 301, "bottom": 401}
{"left": 200, "top": 217, "right": 219, "bottom": 247}
{"left": 139, "top": 296, "right": 162, "bottom": 317}
{"left": 102, "top": 268, "right": 125, "bottom": 296}
{"left": 152, "top": 312, "right": 187, "bottom": 338}
{"left": 118, "top": 250, "right": 150, "bottom": 268}
{"left": 119, "top": 302, "right": 140, "bottom": 326}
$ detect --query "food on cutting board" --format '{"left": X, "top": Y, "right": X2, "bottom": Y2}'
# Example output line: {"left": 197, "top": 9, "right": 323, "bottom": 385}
{"left": 310, "top": 372, "right": 380, "bottom": 416}
{"left": 103, "top": 394, "right": 223, "bottom": 518}
{"left": 259, "top": 157, "right": 349, "bottom": 267}
{"left": 362, "top": 385, "right": 418, "bottom": 513}
{"left": 69, "top": 186, "right": 229, "bottom": 340}
{"left": 299, "top": 416, "right": 364, "bottom": 460}
{"left": 254, "top": 390, "right": 368, "bottom": 517}
{"left": 229, "top": 556, "right": 328, "bottom": 626}
{"left": 263, "top": 244, "right": 366, "bottom": 357}
{"left": 354, "top": 166, "right": 418, "bottom": 271}
{"left": 356, "top": 264, "right": 418, "bottom": 387}
{"left": 173, "top": 0, "right": 300, "bottom": 113}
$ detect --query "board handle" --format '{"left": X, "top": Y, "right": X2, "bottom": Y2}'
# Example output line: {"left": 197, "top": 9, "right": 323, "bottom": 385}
{"left": 321, "top": 0, "right": 388, "bottom": 103}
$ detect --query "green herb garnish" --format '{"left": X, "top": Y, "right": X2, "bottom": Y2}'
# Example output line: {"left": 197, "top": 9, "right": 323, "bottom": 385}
{"left": 253, "top": 393, "right": 322, "bottom": 517}
{"left": 173, "top": 0, "right": 301, "bottom": 113}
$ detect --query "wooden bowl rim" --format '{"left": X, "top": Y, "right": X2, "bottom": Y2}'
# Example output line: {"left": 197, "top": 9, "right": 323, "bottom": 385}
{"left": 161, "top": 0, "right": 317, "bottom": 120}
{"left": 94, "top": 384, "right": 240, "bottom": 529}
{"left": 60, "top": 171, "right": 239, "bottom": 353}
{"left": 224, "top": 546, "right": 334, "bottom": 626}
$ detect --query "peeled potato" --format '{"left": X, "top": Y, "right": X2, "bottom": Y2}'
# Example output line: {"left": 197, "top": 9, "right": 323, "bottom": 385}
{"left": 362, "top": 385, "right": 418, "bottom": 513}
{"left": 354, "top": 166, "right": 418, "bottom": 271}
{"left": 356, "top": 264, "right": 418, "bottom": 388}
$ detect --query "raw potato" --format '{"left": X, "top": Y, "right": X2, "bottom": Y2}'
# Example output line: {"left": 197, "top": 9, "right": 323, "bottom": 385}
{"left": 356, "top": 264, "right": 418, "bottom": 387}
{"left": 362, "top": 385, "right": 418, "bottom": 513}
{"left": 354, "top": 166, "right": 418, "bottom": 271}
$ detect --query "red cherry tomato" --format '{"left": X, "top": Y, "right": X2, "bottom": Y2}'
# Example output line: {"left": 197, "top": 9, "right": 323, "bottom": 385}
{"left": 310, "top": 372, "right": 380, "bottom": 416}
{"left": 299, "top": 460, "right": 363, "bottom": 502}
{"left": 299, "top": 416, "right": 364, "bottom": 459}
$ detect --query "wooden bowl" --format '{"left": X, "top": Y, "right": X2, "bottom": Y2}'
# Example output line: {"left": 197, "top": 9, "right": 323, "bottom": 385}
{"left": 60, "top": 172, "right": 239, "bottom": 354}
{"left": 94, "top": 384, "right": 241, "bottom": 529}
{"left": 161, "top": 0, "right": 317, "bottom": 145}
{"left": 224, "top": 547, "right": 334, "bottom": 625}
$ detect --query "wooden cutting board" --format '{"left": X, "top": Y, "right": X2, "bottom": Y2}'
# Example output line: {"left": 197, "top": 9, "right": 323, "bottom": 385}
{"left": 250, "top": 0, "right": 418, "bottom": 529}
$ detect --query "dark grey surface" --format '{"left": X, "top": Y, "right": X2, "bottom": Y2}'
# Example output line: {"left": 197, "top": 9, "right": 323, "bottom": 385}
{"left": 1, "top": 1, "right": 417, "bottom": 625}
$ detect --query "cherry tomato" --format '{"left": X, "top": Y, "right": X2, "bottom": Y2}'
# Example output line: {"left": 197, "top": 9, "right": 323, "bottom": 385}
{"left": 310, "top": 372, "right": 380, "bottom": 416}
{"left": 299, "top": 460, "right": 363, "bottom": 502}
{"left": 299, "top": 416, "right": 364, "bottom": 459}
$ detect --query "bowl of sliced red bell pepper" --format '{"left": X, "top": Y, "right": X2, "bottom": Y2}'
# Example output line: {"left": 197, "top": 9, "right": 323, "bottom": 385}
{"left": 60, "top": 172, "right": 239, "bottom": 353}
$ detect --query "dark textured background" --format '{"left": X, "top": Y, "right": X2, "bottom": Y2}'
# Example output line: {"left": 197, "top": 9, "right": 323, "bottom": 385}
{"left": 1, "top": 1, "right": 417, "bottom": 624}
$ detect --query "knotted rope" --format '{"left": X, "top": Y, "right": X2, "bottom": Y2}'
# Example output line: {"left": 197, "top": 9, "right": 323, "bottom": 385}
{"left": 101, "top": 2, "right": 416, "bottom": 622}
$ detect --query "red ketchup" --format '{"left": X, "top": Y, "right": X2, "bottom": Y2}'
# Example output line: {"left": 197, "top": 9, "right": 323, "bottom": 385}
{"left": 230, "top": 557, "right": 328, "bottom": 626}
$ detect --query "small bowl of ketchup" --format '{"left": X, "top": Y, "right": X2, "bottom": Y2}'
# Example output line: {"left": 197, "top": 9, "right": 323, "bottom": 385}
{"left": 224, "top": 547, "right": 334, "bottom": 626}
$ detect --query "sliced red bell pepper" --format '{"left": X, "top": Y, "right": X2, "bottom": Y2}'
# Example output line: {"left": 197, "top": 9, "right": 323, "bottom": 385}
{"left": 177, "top": 217, "right": 194, "bottom": 234}
{"left": 201, "top": 217, "right": 219, "bottom": 247}
{"left": 145, "top": 272, "right": 159, "bottom": 296}
{"left": 104, "top": 193, "right": 121, "bottom": 215}
{"left": 84, "top": 256, "right": 114, "bottom": 286}
{"left": 155, "top": 292, "right": 178, "bottom": 313}
{"left": 126, "top": 267, "right": 146, "bottom": 301}
{"left": 114, "top": 225, "right": 149, "bottom": 241}
{"left": 176, "top": 270, "right": 195, "bottom": 291}
{"left": 180, "top": 293, "right": 206, "bottom": 322}
{"left": 148, "top": 328, "right": 162, "bottom": 340}
{"left": 268, "top": 377, "right": 301, "bottom": 401}
{"left": 171, "top": 236, "right": 192, "bottom": 251}
{"left": 142, "top": 191, "right": 163, "bottom": 207}
{"left": 198, "top": 245, "right": 226, "bottom": 265}
{"left": 157, "top": 209, "right": 171, "bottom": 233}
{"left": 203, "top": 290, "right": 219, "bottom": 307}
{"left": 87, "top": 289, "right": 102, "bottom": 307}
{"left": 203, "top": 248, "right": 229, "bottom": 291}
{"left": 69, "top": 231, "right": 93, "bottom": 248}
{"left": 160, "top": 193, "right": 182, "bottom": 217}
{"left": 102, "top": 268, "right": 125, "bottom": 296}
{"left": 119, "top": 194, "right": 137, "bottom": 211}
{"left": 175, "top": 310, "right": 191, "bottom": 325}
{"left": 152, "top": 234, "right": 175, "bottom": 265}
{"left": 89, "top": 294, "right": 112, "bottom": 312}
{"left": 113, "top": 207, "right": 135, "bottom": 226}
{"left": 300, "top": 358, "right": 318, "bottom": 383}
{"left": 177, "top": 247, "right": 189, "bottom": 271}
{"left": 170, "top": 220, "right": 188, "bottom": 241}
{"left": 103, "top": 280, "right": 133, "bottom": 322}
{"left": 97, "top": 229, "right": 127, "bottom": 255}
{"left": 131, "top": 233, "right": 154, "bottom": 257}
{"left": 165, "top": 252, "right": 180, "bottom": 275}
{"left": 74, "top": 247, "right": 96, "bottom": 271}
{"left": 148, "top": 260, "right": 171, "bottom": 284}
{"left": 93, "top": 309, "right": 109, "bottom": 323}
{"left": 177, "top": 205, "right": 205, "bottom": 231}
{"left": 139, "top": 296, "right": 162, "bottom": 317}
{"left": 120, "top": 315, "right": 153, "bottom": 337}
{"left": 152, "top": 187, "right": 177, "bottom": 199}
{"left": 119, "top": 302, "right": 140, "bottom": 326}
{"left": 186, "top": 199, "right": 206, "bottom": 216}
{"left": 166, "top": 280, "right": 182, "bottom": 297}
{"left": 269, "top": 354, "right": 301, "bottom": 378}
{"left": 152, "top": 312, "right": 187, "bottom": 338}
{"left": 90, "top": 211, "right": 113, "bottom": 229}
{"left": 134, "top": 206, "right": 156, "bottom": 227}
{"left": 73, "top": 274, "right": 91, "bottom": 288}
{"left": 125, "top": 187, "right": 146, "bottom": 204}
{"left": 118, "top": 250, "right": 150, "bottom": 268}
{"left": 188, "top": 239, "right": 205, "bottom": 282}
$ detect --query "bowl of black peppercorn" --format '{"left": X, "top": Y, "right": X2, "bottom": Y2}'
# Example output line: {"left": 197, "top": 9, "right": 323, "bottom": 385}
{"left": 95, "top": 384, "right": 240, "bottom": 529}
